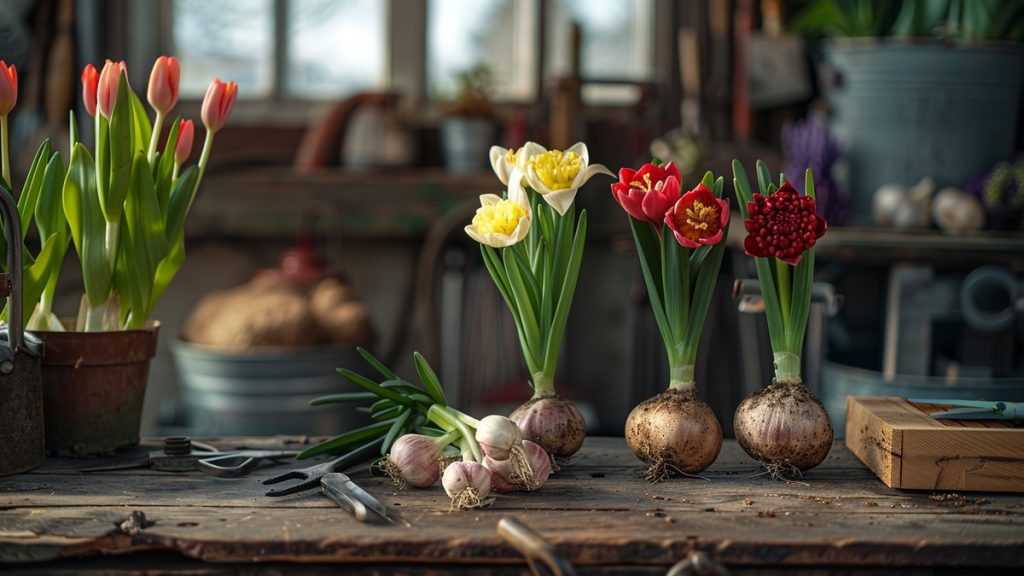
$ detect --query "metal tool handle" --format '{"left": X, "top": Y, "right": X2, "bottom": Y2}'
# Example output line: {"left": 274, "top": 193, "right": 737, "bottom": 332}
{"left": 196, "top": 453, "right": 259, "bottom": 477}
{"left": 0, "top": 182, "right": 23, "bottom": 356}
{"left": 497, "top": 517, "right": 576, "bottom": 576}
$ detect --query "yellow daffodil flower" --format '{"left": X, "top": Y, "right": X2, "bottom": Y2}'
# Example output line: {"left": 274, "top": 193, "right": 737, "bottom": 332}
{"left": 488, "top": 145, "right": 529, "bottom": 186}
{"left": 465, "top": 170, "right": 532, "bottom": 248}
{"left": 519, "top": 142, "right": 613, "bottom": 215}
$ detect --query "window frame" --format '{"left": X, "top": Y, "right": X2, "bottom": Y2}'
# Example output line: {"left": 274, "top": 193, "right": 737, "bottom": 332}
{"left": 141, "top": 0, "right": 670, "bottom": 124}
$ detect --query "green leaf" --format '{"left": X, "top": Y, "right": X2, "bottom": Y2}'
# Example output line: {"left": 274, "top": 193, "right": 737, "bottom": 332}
{"left": 155, "top": 117, "right": 181, "bottom": 215}
{"left": 17, "top": 140, "right": 52, "bottom": 239}
{"left": 129, "top": 89, "right": 153, "bottom": 154}
{"left": 63, "top": 143, "right": 112, "bottom": 307}
{"left": 629, "top": 217, "right": 672, "bottom": 351}
{"left": 413, "top": 351, "right": 447, "bottom": 406}
{"left": 372, "top": 405, "right": 405, "bottom": 421}
{"left": 337, "top": 369, "right": 413, "bottom": 406}
{"left": 357, "top": 347, "right": 399, "bottom": 381}
{"left": 297, "top": 424, "right": 390, "bottom": 459}
{"left": 148, "top": 238, "right": 185, "bottom": 318}
{"left": 102, "top": 71, "right": 135, "bottom": 224}
{"left": 662, "top": 226, "right": 685, "bottom": 350}
{"left": 35, "top": 153, "right": 68, "bottom": 243}
{"left": 508, "top": 246, "right": 542, "bottom": 327}
{"left": 682, "top": 233, "right": 728, "bottom": 364}
{"left": 542, "top": 210, "right": 587, "bottom": 377}
{"left": 755, "top": 160, "right": 773, "bottom": 197}
{"left": 732, "top": 160, "right": 754, "bottom": 218}
{"left": 381, "top": 409, "right": 412, "bottom": 455}
{"left": 785, "top": 169, "right": 819, "bottom": 354}
{"left": 164, "top": 166, "right": 199, "bottom": 246}
{"left": 122, "top": 152, "right": 169, "bottom": 327}
{"left": 310, "top": 392, "right": 378, "bottom": 405}
{"left": 20, "top": 233, "right": 61, "bottom": 326}
{"left": 370, "top": 397, "right": 397, "bottom": 414}
{"left": 503, "top": 247, "right": 542, "bottom": 369}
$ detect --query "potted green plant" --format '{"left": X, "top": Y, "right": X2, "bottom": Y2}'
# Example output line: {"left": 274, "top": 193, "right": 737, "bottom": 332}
{"left": 792, "top": 0, "right": 1024, "bottom": 223}
{"left": 441, "top": 64, "right": 496, "bottom": 174}
{"left": 978, "top": 160, "right": 1024, "bottom": 230}
{"left": 0, "top": 56, "right": 236, "bottom": 455}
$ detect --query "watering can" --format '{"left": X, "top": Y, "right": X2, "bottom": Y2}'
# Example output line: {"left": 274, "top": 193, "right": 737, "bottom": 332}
{"left": 0, "top": 183, "right": 45, "bottom": 476}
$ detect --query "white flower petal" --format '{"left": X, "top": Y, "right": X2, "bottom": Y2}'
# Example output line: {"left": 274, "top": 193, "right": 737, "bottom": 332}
{"left": 489, "top": 146, "right": 511, "bottom": 185}
{"left": 479, "top": 193, "right": 503, "bottom": 208}
{"left": 518, "top": 141, "right": 547, "bottom": 166}
{"left": 541, "top": 187, "right": 578, "bottom": 216}
{"left": 507, "top": 169, "right": 531, "bottom": 212}
{"left": 465, "top": 225, "right": 488, "bottom": 245}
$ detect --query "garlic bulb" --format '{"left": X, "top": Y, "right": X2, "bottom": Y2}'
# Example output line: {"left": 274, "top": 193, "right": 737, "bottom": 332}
{"left": 383, "top": 434, "right": 443, "bottom": 488}
{"left": 442, "top": 461, "right": 492, "bottom": 510}
{"left": 483, "top": 440, "right": 551, "bottom": 492}
{"left": 933, "top": 187, "right": 984, "bottom": 235}
{"left": 475, "top": 415, "right": 522, "bottom": 461}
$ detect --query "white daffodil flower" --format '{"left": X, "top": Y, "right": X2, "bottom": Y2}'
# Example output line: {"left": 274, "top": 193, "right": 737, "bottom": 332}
{"left": 518, "top": 142, "right": 613, "bottom": 216}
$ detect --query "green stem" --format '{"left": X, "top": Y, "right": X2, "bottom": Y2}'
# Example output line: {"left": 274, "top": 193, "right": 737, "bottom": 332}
{"left": 775, "top": 257, "right": 792, "bottom": 334}
{"left": 428, "top": 405, "right": 482, "bottom": 462}
{"left": 104, "top": 220, "right": 120, "bottom": 272}
{"left": 0, "top": 115, "right": 9, "bottom": 187}
{"left": 147, "top": 110, "right": 164, "bottom": 165}
{"left": 435, "top": 429, "right": 462, "bottom": 450}
{"left": 197, "top": 129, "right": 214, "bottom": 182}
{"left": 532, "top": 371, "right": 555, "bottom": 399}
{"left": 668, "top": 364, "right": 695, "bottom": 391}
{"left": 773, "top": 351, "right": 802, "bottom": 384}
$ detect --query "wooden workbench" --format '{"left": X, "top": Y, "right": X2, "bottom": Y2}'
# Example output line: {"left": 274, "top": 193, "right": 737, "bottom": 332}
{"left": 1, "top": 437, "right": 1022, "bottom": 574}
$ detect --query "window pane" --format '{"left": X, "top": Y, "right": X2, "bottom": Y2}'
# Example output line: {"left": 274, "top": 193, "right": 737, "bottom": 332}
{"left": 173, "top": 0, "right": 274, "bottom": 98}
{"left": 546, "top": 0, "right": 654, "bottom": 93}
{"left": 428, "top": 0, "right": 536, "bottom": 101}
{"left": 287, "top": 0, "right": 387, "bottom": 98}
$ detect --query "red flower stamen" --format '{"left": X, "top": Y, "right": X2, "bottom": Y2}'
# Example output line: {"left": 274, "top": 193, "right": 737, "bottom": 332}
{"left": 742, "top": 181, "right": 827, "bottom": 265}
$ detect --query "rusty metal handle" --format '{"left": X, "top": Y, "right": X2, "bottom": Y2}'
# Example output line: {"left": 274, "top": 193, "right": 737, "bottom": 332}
{"left": 0, "top": 182, "right": 23, "bottom": 356}
{"left": 497, "top": 517, "right": 576, "bottom": 576}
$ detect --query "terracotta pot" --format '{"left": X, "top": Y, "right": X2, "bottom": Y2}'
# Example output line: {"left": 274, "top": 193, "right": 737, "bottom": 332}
{"left": 33, "top": 321, "right": 160, "bottom": 456}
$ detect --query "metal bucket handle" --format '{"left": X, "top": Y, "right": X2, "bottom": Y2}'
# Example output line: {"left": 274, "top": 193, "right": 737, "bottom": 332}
{"left": 0, "top": 181, "right": 23, "bottom": 364}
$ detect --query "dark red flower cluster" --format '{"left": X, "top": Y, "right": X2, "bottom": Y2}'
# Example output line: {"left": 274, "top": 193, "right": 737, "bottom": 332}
{"left": 743, "top": 181, "right": 827, "bottom": 265}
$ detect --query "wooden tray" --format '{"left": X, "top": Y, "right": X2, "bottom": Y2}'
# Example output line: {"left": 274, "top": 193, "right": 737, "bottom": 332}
{"left": 846, "top": 396, "right": 1024, "bottom": 492}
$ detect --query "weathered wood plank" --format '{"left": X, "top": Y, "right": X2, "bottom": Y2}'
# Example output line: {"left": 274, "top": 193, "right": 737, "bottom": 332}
{"left": 2, "top": 437, "right": 1023, "bottom": 570}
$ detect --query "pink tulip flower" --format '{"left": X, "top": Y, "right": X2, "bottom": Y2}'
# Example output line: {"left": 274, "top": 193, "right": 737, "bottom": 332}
{"left": 201, "top": 78, "right": 237, "bottom": 133}
{"left": 0, "top": 61, "right": 17, "bottom": 116}
{"left": 97, "top": 60, "right": 127, "bottom": 119}
{"left": 175, "top": 119, "right": 194, "bottom": 165}
{"left": 81, "top": 64, "right": 99, "bottom": 117}
{"left": 147, "top": 56, "right": 180, "bottom": 115}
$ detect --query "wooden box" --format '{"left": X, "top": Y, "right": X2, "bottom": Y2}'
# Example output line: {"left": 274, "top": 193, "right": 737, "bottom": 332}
{"left": 846, "top": 396, "right": 1024, "bottom": 492}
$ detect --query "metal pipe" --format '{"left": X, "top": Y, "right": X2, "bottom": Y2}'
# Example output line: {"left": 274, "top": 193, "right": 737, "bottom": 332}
{"left": 0, "top": 182, "right": 23, "bottom": 351}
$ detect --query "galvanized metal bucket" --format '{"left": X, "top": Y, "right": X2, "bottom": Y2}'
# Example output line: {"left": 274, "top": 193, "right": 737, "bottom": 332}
{"left": 0, "top": 183, "right": 45, "bottom": 477}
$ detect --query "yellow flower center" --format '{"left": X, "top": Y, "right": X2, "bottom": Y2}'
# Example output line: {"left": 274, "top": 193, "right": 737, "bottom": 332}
{"left": 505, "top": 149, "right": 518, "bottom": 165}
{"left": 529, "top": 150, "right": 582, "bottom": 191}
{"left": 472, "top": 199, "right": 527, "bottom": 236}
{"left": 630, "top": 173, "right": 653, "bottom": 193}
{"left": 685, "top": 200, "right": 717, "bottom": 231}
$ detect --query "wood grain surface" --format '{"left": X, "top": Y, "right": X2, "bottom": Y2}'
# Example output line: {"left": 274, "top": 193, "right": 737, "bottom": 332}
{"left": 846, "top": 396, "right": 1024, "bottom": 493}
{"left": 2, "top": 436, "right": 1023, "bottom": 573}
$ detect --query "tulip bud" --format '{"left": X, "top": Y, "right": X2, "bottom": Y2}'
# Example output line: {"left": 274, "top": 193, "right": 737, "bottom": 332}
{"left": 442, "top": 461, "right": 491, "bottom": 510}
{"left": 81, "top": 64, "right": 99, "bottom": 117}
{"left": 97, "top": 60, "right": 127, "bottom": 119}
{"left": 147, "top": 56, "right": 180, "bottom": 116}
{"left": 383, "top": 434, "right": 443, "bottom": 488}
{"left": 475, "top": 415, "right": 522, "bottom": 461}
{"left": 484, "top": 440, "right": 550, "bottom": 492}
{"left": 175, "top": 119, "right": 195, "bottom": 165}
{"left": 201, "top": 78, "right": 238, "bottom": 133}
{"left": 0, "top": 61, "right": 16, "bottom": 116}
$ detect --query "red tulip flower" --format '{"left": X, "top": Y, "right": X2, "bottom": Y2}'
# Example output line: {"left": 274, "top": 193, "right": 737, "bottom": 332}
{"left": 147, "top": 56, "right": 180, "bottom": 116}
{"left": 611, "top": 161, "right": 682, "bottom": 227}
{"left": 81, "top": 64, "right": 99, "bottom": 117}
{"left": 665, "top": 183, "right": 729, "bottom": 248}
{"left": 0, "top": 60, "right": 17, "bottom": 116}
{"left": 201, "top": 78, "right": 238, "bottom": 133}
{"left": 743, "top": 181, "right": 827, "bottom": 265}
{"left": 174, "top": 119, "right": 194, "bottom": 165}
{"left": 97, "top": 60, "right": 126, "bottom": 119}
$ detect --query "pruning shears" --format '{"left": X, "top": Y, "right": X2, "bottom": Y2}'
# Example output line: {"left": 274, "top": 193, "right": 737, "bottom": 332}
{"left": 911, "top": 398, "right": 1023, "bottom": 420}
